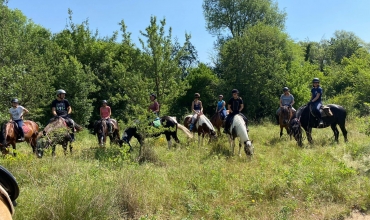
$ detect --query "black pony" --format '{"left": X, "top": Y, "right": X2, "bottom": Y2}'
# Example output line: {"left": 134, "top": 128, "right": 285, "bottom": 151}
{"left": 292, "top": 103, "right": 348, "bottom": 145}
{"left": 120, "top": 116, "right": 192, "bottom": 151}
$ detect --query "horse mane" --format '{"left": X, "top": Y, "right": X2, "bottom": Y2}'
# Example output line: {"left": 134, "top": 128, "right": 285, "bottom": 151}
{"left": 231, "top": 115, "right": 250, "bottom": 143}
{"left": 198, "top": 115, "right": 215, "bottom": 131}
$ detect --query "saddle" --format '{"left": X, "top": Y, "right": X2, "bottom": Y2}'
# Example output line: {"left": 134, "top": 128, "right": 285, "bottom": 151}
{"left": 11, "top": 121, "right": 30, "bottom": 138}
{"left": 309, "top": 105, "right": 333, "bottom": 118}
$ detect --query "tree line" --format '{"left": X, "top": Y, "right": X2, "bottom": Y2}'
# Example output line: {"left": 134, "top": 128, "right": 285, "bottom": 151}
{"left": 1, "top": 0, "right": 370, "bottom": 128}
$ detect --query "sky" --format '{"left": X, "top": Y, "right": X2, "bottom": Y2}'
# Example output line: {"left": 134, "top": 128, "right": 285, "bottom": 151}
{"left": 5, "top": 0, "right": 370, "bottom": 64}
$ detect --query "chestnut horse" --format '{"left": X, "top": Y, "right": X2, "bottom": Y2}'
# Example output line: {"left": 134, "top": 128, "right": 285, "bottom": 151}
{"left": 0, "top": 120, "right": 39, "bottom": 156}
{"left": 184, "top": 114, "right": 217, "bottom": 146}
{"left": 210, "top": 112, "right": 224, "bottom": 136}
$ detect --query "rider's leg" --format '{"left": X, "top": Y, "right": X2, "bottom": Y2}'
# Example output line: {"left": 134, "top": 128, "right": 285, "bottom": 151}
{"left": 315, "top": 103, "right": 323, "bottom": 126}
{"left": 64, "top": 117, "right": 75, "bottom": 141}
{"left": 107, "top": 119, "right": 113, "bottom": 133}
{"left": 223, "top": 113, "right": 234, "bottom": 133}
{"left": 15, "top": 119, "right": 25, "bottom": 141}
{"left": 189, "top": 112, "right": 198, "bottom": 131}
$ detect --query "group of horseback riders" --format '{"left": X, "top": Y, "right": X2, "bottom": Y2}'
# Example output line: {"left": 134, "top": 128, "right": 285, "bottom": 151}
{"left": 7, "top": 77, "right": 323, "bottom": 141}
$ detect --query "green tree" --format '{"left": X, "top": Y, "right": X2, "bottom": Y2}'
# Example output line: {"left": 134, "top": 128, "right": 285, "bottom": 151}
{"left": 138, "top": 16, "right": 190, "bottom": 114}
{"left": 203, "top": 0, "right": 286, "bottom": 39}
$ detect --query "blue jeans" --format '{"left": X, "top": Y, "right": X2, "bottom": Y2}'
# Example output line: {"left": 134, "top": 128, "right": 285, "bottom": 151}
{"left": 311, "top": 102, "right": 322, "bottom": 119}
{"left": 219, "top": 109, "right": 227, "bottom": 120}
{"left": 14, "top": 119, "right": 24, "bottom": 137}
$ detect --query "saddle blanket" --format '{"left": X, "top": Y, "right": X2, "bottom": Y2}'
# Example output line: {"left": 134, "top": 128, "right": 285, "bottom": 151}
{"left": 22, "top": 125, "right": 31, "bottom": 134}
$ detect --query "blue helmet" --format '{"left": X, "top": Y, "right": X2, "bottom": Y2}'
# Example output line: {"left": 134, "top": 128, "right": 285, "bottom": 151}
{"left": 231, "top": 89, "right": 239, "bottom": 94}
{"left": 312, "top": 78, "right": 320, "bottom": 83}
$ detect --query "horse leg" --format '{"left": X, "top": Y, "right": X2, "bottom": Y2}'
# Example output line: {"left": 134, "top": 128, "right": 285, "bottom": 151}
{"left": 330, "top": 123, "right": 339, "bottom": 143}
{"left": 63, "top": 142, "right": 68, "bottom": 156}
{"left": 165, "top": 132, "right": 172, "bottom": 149}
{"left": 229, "top": 136, "right": 234, "bottom": 156}
{"left": 238, "top": 139, "right": 242, "bottom": 157}
{"left": 198, "top": 133, "right": 201, "bottom": 147}
{"left": 338, "top": 122, "right": 348, "bottom": 142}
{"left": 69, "top": 141, "right": 73, "bottom": 154}
{"left": 52, "top": 145, "right": 56, "bottom": 157}
{"left": 280, "top": 125, "right": 283, "bottom": 138}
{"left": 306, "top": 127, "right": 313, "bottom": 144}
{"left": 171, "top": 131, "right": 180, "bottom": 144}
{"left": 11, "top": 143, "right": 16, "bottom": 157}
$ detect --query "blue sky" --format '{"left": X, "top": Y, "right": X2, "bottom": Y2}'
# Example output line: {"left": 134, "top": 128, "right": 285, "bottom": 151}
{"left": 6, "top": 0, "right": 370, "bottom": 64}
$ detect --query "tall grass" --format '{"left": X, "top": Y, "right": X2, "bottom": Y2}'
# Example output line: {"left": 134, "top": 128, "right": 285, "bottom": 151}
{"left": 1, "top": 118, "right": 370, "bottom": 219}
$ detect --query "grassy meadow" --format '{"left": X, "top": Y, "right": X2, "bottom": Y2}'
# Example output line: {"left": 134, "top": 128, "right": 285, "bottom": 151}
{"left": 1, "top": 117, "right": 370, "bottom": 220}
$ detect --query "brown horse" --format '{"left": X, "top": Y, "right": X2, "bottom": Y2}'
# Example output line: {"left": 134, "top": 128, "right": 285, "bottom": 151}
{"left": 184, "top": 114, "right": 217, "bottom": 146}
{"left": 94, "top": 119, "right": 120, "bottom": 146}
{"left": 36, "top": 117, "right": 83, "bottom": 158}
{"left": 0, "top": 120, "right": 39, "bottom": 156}
{"left": 210, "top": 112, "right": 224, "bottom": 136}
{"left": 279, "top": 106, "right": 294, "bottom": 138}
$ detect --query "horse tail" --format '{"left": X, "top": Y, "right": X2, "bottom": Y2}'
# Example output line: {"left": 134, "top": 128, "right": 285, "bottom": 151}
{"left": 177, "top": 124, "right": 193, "bottom": 139}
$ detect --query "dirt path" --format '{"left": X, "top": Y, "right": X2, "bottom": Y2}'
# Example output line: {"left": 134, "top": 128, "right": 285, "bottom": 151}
{"left": 346, "top": 211, "right": 370, "bottom": 220}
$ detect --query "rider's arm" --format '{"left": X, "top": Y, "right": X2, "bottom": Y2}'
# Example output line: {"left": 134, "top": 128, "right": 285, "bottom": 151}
{"left": 52, "top": 107, "right": 57, "bottom": 116}
{"left": 291, "top": 99, "right": 295, "bottom": 106}
{"left": 108, "top": 107, "right": 112, "bottom": 117}
{"left": 67, "top": 106, "right": 72, "bottom": 115}
{"left": 311, "top": 93, "right": 321, "bottom": 102}
{"left": 99, "top": 107, "right": 103, "bottom": 118}
{"left": 154, "top": 102, "right": 159, "bottom": 113}
{"left": 228, "top": 104, "right": 232, "bottom": 113}
{"left": 200, "top": 101, "right": 203, "bottom": 113}
{"left": 21, "top": 107, "right": 29, "bottom": 119}
{"left": 280, "top": 98, "right": 283, "bottom": 107}
{"left": 9, "top": 114, "right": 13, "bottom": 121}
{"left": 239, "top": 104, "right": 244, "bottom": 112}
{"left": 191, "top": 101, "right": 195, "bottom": 113}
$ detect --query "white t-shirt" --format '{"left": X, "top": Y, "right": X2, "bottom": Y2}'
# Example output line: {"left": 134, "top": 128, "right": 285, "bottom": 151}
{"left": 9, "top": 106, "right": 25, "bottom": 120}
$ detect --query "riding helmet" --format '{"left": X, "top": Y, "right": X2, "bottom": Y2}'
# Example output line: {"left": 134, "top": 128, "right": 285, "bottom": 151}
{"left": 56, "top": 89, "right": 67, "bottom": 96}
{"left": 194, "top": 93, "right": 200, "bottom": 98}
{"left": 283, "top": 87, "right": 289, "bottom": 92}
{"left": 102, "top": 100, "right": 108, "bottom": 104}
{"left": 231, "top": 89, "right": 239, "bottom": 94}
{"left": 219, "top": 94, "right": 223, "bottom": 98}
{"left": 312, "top": 78, "right": 320, "bottom": 83}
{"left": 150, "top": 93, "right": 157, "bottom": 99}
{"left": 11, "top": 98, "right": 19, "bottom": 103}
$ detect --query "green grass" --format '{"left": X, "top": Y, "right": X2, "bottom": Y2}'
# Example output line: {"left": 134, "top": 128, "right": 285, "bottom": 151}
{"left": 2, "top": 118, "right": 370, "bottom": 219}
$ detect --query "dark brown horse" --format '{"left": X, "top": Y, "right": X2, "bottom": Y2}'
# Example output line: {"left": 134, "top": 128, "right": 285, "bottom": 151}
{"left": 0, "top": 120, "right": 39, "bottom": 156}
{"left": 210, "top": 112, "right": 224, "bottom": 136}
{"left": 279, "top": 106, "right": 294, "bottom": 138}
{"left": 94, "top": 119, "right": 120, "bottom": 146}
{"left": 184, "top": 114, "right": 217, "bottom": 146}
{"left": 36, "top": 117, "right": 83, "bottom": 158}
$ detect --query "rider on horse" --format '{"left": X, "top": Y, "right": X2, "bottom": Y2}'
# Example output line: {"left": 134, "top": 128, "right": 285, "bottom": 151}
{"left": 148, "top": 93, "right": 160, "bottom": 117}
{"left": 9, "top": 98, "right": 29, "bottom": 141}
{"left": 215, "top": 95, "right": 227, "bottom": 120}
{"left": 223, "top": 89, "right": 248, "bottom": 134}
{"left": 51, "top": 89, "right": 77, "bottom": 141}
{"left": 189, "top": 93, "right": 203, "bottom": 131}
{"left": 275, "top": 87, "right": 295, "bottom": 124}
{"left": 310, "top": 77, "right": 324, "bottom": 127}
{"left": 100, "top": 100, "right": 113, "bottom": 134}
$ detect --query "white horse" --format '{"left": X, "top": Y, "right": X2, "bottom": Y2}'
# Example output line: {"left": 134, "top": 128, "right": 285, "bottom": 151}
{"left": 184, "top": 114, "right": 217, "bottom": 146}
{"left": 227, "top": 114, "right": 254, "bottom": 156}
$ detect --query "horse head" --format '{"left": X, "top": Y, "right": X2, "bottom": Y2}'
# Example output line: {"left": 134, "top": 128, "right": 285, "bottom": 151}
{"left": 244, "top": 140, "right": 254, "bottom": 156}
{"left": 280, "top": 106, "right": 292, "bottom": 125}
{"left": 289, "top": 117, "right": 303, "bottom": 147}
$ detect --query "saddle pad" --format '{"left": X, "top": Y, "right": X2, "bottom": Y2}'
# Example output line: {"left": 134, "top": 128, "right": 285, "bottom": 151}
{"left": 153, "top": 119, "right": 161, "bottom": 128}
{"left": 22, "top": 124, "right": 31, "bottom": 134}
{"left": 0, "top": 184, "right": 14, "bottom": 215}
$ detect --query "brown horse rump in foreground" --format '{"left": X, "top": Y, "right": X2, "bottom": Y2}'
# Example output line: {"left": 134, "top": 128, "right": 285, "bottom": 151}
{"left": 0, "top": 166, "right": 19, "bottom": 220}
{"left": 0, "top": 120, "right": 39, "bottom": 156}
{"left": 36, "top": 116, "right": 83, "bottom": 158}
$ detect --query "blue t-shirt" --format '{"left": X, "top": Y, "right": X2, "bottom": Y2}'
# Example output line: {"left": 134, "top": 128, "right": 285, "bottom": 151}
{"left": 217, "top": 100, "right": 226, "bottom": 111}
{"left": 311, "top": 87, "right": 322, "bottom": 103}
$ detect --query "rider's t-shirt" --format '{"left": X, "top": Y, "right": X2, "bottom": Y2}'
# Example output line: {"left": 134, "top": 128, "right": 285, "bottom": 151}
{"left": 9, "top": 106, "right": 25, "bottom": 120}
{"left": 100, "top": 106, "right": 111, "bottom": 119}
{"left": 51, "top": 99, "right": 70, "bottom": 117}
{"left": 280, "top": 94, "right": 294, "bottom": 106}
{"left": 149, "top": 101, "right": 159, "bottom": 112}
{"left": 311, "top": 87, "right": 322, "bottom": 103}
{"left": 217, "top": 100, "right": 226, "bottom": 111}
{"left": 228, "top": 97, "right": 243, "bottom": 114}
{"left": 193, "top": 101, "right": 202, "bottom": 111}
